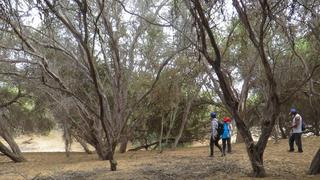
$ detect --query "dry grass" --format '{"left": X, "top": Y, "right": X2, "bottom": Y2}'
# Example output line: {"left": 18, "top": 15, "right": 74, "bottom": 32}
{"left": 0, "top": 136, "right": 319, "bottom": 180}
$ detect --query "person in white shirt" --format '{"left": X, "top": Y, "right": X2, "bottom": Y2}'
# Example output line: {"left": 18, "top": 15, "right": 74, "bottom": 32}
{"left": 209, "top": 112, "right": 222, "bottom": 157}
{"left": 288, "top": 108, "right": 303, "bottom": 153}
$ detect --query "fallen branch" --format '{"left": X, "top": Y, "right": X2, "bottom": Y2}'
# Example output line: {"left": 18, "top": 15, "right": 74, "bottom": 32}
{"left": 128, "top": 138, "right": 176, "bottom": 151}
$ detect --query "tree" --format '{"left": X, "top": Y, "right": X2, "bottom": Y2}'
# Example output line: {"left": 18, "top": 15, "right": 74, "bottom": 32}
{"left": 181, "top": 0, "right": 319, "bottom": 177}
{"left": 0, "top": 0, "right": 185, "bottom": 170}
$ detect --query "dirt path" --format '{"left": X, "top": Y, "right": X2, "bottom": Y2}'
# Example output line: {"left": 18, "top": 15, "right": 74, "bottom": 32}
{"left": 0, "top": 137, "right": 319, "bottom": 180}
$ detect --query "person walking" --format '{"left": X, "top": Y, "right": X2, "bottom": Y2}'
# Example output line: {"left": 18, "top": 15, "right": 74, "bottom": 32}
{"left": 221, "top": 117, "right": 232, "bottom": 156}
{"left": 288, "top": 108, "right": 303, "bottom": 153}
{"left": 209, "top": 112, "right": 222, "bottom": 157}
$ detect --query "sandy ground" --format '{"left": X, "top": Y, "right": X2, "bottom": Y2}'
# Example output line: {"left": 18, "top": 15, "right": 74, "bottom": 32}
{"left": 7, "top": 130, "right": 88, "bottom": 152}
{"left": 0, "top": 136, "right": 319, "bottom": 180}
{"left": 4, "top": 128, "right": 260, "bottom": 153}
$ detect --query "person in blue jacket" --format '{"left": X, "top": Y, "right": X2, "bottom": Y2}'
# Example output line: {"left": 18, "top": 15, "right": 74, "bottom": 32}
{"left": 221, "top": 117, "right": 232, "bottom": 156}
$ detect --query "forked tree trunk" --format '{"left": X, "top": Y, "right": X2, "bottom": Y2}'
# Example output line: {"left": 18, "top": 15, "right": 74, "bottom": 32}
{"left": 247, "top": 145, "right": 265, "bottom": 177}
{"left": 308, "top": 148, "right": 320, "bottom": 175}
{"left": 233, "top": 112, "right": 267, "bottom": 177}
{"left": 94, "top": 141, "right": 117, "bottom": 171}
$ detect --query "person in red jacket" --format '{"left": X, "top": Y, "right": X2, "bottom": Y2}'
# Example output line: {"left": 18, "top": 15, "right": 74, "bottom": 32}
{"left": 221, "top": 117, "right": 232, "bottom": 156}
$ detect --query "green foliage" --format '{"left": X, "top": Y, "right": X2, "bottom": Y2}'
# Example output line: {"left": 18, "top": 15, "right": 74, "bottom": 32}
{"left": 0, "top": 87, "right": 55, "bottom": 135}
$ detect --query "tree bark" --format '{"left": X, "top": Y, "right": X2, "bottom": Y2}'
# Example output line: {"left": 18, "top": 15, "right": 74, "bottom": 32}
{"left": 236, "top": 131, "right": 244, "bottom": 143}
{"left": 308, "top": 148, "right": 320, "bottom": 175}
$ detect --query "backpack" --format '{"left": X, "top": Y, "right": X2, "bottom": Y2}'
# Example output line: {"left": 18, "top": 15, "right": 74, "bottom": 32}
{"left": 222, "top": 123, "right": 230, "bottom": 139}
{"left": 217, "top": 121, "right": 224, "bottom": 136}
{"left": 301, "top": 120, "right": 305, "bottom": 131}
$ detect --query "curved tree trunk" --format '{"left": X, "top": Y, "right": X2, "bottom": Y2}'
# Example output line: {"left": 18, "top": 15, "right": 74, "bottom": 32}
{"left": 0, "top": 117, "right": 26, "bottom": 162}
{"left": 1, "top": 130, "right": 22, "bottom": 155}
{"left": 0, "top": 141, "right": 26, "bottom": 162}
{"left": 308, "top": 148, "right": 320, "bottom": 175}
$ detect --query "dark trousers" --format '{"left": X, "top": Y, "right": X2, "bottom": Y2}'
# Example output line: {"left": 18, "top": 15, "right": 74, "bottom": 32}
{"left": 289, "top": 133, "right": 303, "bottom": 152}
{"left": 222, "top": 138, "right": 231, "bottom": 154}
{"left": 210, "top": 135, "right": 222, "bottom": 156}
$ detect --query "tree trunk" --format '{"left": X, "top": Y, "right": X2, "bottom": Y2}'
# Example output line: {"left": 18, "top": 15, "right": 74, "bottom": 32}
{"left": 159, "top": 115, "right": 164, "bottom": 152}
{"left": 165, "top": 107, "right": 178, "bottom": 145}
{"left": 272, "top": 118, "right": 279, "bottom": 143}
{"left": 236, "top": 131, "right": 244, "bottom": 143}
{"left": 62, "top": 118, "right": 72, "bottom": 157}
{"left": 312, "top": 109, "right": 320, "bottom": 136}
{"left": 0, "top": 141, "right": 26, "bottom": 162}
{"left": 173, "top": 98, "right": 193, "bottom": 148}
{"left": 308, "top": 87, "right": 320, "bottom": 136}
{"left": 278, "top": 114, "right": 287, "bottom": 139}
{"left": 247, "top": 145, "right": 266, "bottom": 177}
{"left": 106, "top": 151, "right": 117, "bottom": 171}
{"left": 119, "top": 136, "right": 128, "bottom": 153}
{"left": 308, "top": 148, "right": 320, "bottom": 175}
